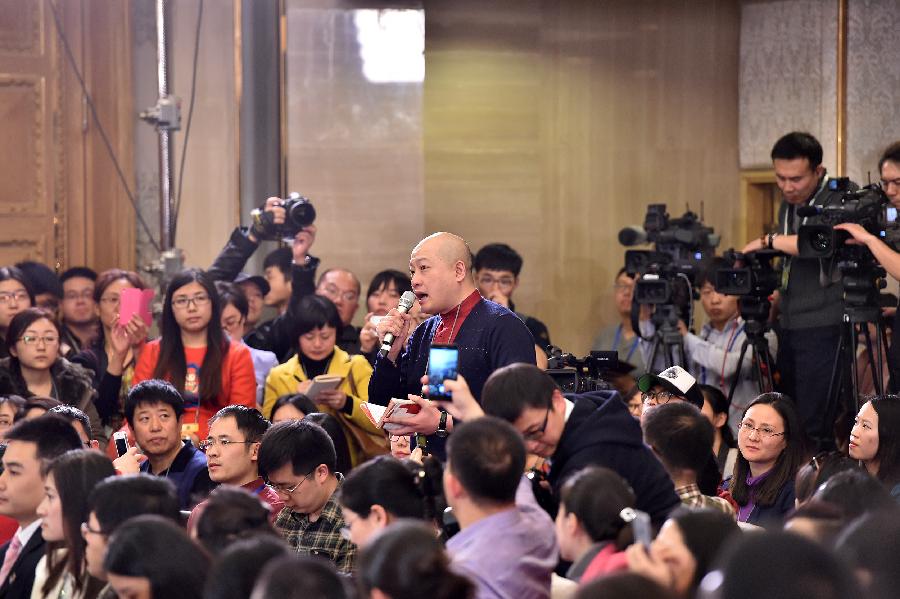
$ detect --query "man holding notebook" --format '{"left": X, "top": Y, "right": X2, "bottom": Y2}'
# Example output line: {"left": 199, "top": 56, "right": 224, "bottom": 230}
{"left": 369, "top": 232, "right": 536, "bottom": 456}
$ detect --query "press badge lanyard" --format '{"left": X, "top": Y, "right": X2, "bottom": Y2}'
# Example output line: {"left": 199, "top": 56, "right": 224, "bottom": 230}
{"left": 699, "top": 320, "right": 744, "bottom": 389}
{"left": 612, "top": 324, "right": 639, "bottom": 363}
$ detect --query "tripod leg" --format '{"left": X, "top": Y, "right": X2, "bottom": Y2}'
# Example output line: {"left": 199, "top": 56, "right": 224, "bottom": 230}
{"left": 861, "top": 324, "right": 881, "bottom": 397}
{"left": 728, "top": 341, "right": 749, "bottom": 405}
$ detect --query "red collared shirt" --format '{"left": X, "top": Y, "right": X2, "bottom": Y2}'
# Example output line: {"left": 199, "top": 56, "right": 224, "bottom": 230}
{"left": 432, "top": 290, "right": 481, "bottom": 345}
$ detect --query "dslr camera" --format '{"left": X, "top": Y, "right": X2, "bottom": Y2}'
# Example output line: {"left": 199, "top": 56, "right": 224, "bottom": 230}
{"left": 250, "top": 192, "right": 317, "bottom": 241}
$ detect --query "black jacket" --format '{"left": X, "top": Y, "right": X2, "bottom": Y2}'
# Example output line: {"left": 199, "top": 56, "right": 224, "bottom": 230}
{"left": 549, "top": 391, "right": 680, "bottom": 526}
{"left": 0, "top": 357, "right": 105, "bottom": 446}
{"left": 0, "top": 528, "right": 45, "bottom": 599}
{"left": 208, "top": 227, "right": 320, "bottom": 362}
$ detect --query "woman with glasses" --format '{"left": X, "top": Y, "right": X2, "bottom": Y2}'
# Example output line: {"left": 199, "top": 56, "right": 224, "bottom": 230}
{"left": 133, "top": 269, "right": 256, "bottom": 440}
{"left": 0, "top": 308, "right": 103, "bottom": 444}
{"left": 725, "top": 392, "right": 804, "bottom": 526}
{"left": 33, "top": 450, "right": 115, "bottom": 599}
{"left": 71, "top": 270, "right": 149, "bottom": 445}
{"left": 848, "top": 395, "right": 900, "bottom": 498}
{"left": 0, "top": 266, "right": 35, "bottom": 359}
{"left": 264, "top": 294, "right": 388, "bottom": 466}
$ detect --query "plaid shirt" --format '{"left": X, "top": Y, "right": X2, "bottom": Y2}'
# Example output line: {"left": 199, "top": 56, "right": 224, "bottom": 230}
{"left": 273, "top": 476, "right": 357, "bottom": 573}
{"left": 676, "top": 483, "right": 736, "bottom": 517}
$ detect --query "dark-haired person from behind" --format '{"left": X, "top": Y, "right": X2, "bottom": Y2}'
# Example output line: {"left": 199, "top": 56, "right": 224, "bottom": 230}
{"left": 33, "top": 450, "right": 115, "bottom": 599}
{"left": 192, "top": 486, "right": 279, "bottom": 556}
{"left": 357, "top": 521, "right": 474, "bottom": 599}
{"left": 848, "top": 395, "right": 900, "bottom": 498}
{"left": 202, "top": 535, "right": 290, "bottom": 599}
{"left": 0, "top": 267, "right": 35, "bottom": 359}
{"left": 118, "top": 380, "right": 216, "bottom": 510}
{"left": 48, "top": 404, "right": 96, "bottom": 449}
{"left": 58, "top": 267, "right": 100, "bottom": 357}
{"left": 556, "top": 466, "right": 636, "bottom": 583}
{"left": 0, "top": 415, "right": 83, "bottom": 599}
{"left": 103, "top": 515, "right": 210, "bottom": 599}
{"left": 643, "top": 402, "right": 735, "bottom": 515}
{"left": 480, "top": 363, "right": 679, "bottom": 525}
{"left": 83, "top": 474, "right": 181, "bottom": 597}
{"left": 257, "top": 419, "right": 356, "bottom": 573}
{"left": 444, "top": 417, "right": 557, "bottom": 599}
{"left": 188, "top": 405, "right": 283, "bottom": 530}
{"left": 251, "top": 555, "right": 350, "bottom": 599}
{"left": 725, "top": 392, "right": 804, "bottom": 526}
{"left": 338, "top": 455, "right": 431, "bottom": 547}
{"left": 793, "top": 450, "right": 860, "bottom": 505}
{"left": 741, "top": 132, "right": 856, "bottom": 451}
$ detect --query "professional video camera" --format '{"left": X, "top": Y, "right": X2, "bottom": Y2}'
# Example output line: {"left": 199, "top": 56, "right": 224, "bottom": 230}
{"left": 619, "top": 204, "right": 720, "bottom": 305}
{"left": 797, "top": 179, "right": 890, "bottom": 259}
{"left": 715, "top": 249, "right": 782, "bottom": 324}
{"left": 250, "top": 192, "right": 317, "bottom": 241}
{"left": 545, "top": 348, "right": 618, "bottom": 394}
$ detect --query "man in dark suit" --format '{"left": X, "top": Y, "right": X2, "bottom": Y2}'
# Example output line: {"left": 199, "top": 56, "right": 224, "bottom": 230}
{"left": 0, "top": 416, "right": 83, "bottom": 598}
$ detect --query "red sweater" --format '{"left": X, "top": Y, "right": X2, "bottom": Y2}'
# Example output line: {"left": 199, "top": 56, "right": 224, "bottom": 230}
{"left": 133, "top": 338, "right": 256, "bottom": 439}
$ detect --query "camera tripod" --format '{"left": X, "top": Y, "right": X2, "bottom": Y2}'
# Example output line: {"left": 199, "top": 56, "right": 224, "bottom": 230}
{"left": 726, "top": 314, "right": 776, "bottom": 405}
{"left": 643, "top": 304, "right": 687, "bottom": 370}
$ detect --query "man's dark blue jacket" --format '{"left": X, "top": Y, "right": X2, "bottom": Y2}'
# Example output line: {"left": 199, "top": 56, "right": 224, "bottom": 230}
{"left": 550, "top": 390, "right": 680, "bottom": 526}
{"left": 369, "top": 297, "right": 536, "bottom": 457}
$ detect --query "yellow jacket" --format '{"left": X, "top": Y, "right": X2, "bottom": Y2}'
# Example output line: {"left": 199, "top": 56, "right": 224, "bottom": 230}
{"left": 263, "top": 347, "right": 388, "bottom": 465}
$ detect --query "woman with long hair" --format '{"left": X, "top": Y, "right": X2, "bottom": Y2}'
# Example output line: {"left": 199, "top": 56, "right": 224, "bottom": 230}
{"left": 104, "top": 515, "right": 210, "bottom": 599}
{"left": 359, "top": 270, "right": 413, "bottom": 363}
{"left": 699, "top": 384, "right": 738, "bottom": 476}
{"left": 848, "top": 394, "right": 900, "bottom": 497}
{"left": 0, "top": 309, "right": 103, "bottom": 444}
{"left": 33, "top": 450, "right": 116, "bottom": 599}
{"left": 727, "top": 392, "right": 805, "bottom": 526}
{"left": 71, "top": 270, "right": 149, "bottom": 433}
{"left": 357, "top": 521, "right": 474, "bottom": 599}
{"left": 133, "top": 269, "right": 255, "bottom": 439}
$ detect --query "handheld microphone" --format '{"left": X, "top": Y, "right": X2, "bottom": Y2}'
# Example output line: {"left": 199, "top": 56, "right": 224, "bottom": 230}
{"left": 378, "top": 291, "right": 417, "bottom": 359}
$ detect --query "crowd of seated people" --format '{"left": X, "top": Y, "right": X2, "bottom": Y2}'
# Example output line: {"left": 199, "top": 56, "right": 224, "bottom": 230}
{"left": 3, "top": 162, "right": 900, "bottom": 599}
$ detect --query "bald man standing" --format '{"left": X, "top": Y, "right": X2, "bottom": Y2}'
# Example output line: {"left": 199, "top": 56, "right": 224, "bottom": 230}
{"left": 371, "top": 232, "right": 536, "bottom": 457}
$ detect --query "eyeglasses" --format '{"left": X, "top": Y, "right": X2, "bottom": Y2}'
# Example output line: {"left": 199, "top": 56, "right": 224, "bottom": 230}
{"left": 99, "top": 295, "right": 120, "bottom": 305}
{"left": 321, "top": 285, "right": 359, "bottom": 303}
{"left": 613, "top": 283, "right": 634, "bottom": 294}
{"left": 80, "top": 521, "right": 105, "bottom": 537}
{"left": 389, "top": 434, "right": 410, "bottom": 445}
{"left": 63, "top": 290, "right": 94, "bottom": 302}
{"left": 641, "top": 390, "right": 675, "bottom": 406}
{"left": 18, "top": 334, "right": 59, "bottom": 346}
{"left": 738, "top": 422, "right": 785, "bottom": 438}
{"left": 523, "top": 406, "right": 552, "bottom": 441}
{"left": 171, "top": 294, "right": 210, "bottom": 309}
{"left": 477, "top": 275, "right": 515, "bottom": 289}
{"left": 0, "top": 291, "right": 29, "bottom": 305}
{"left": 198, "top": 438, "right": 256, "bottom": 452}
{"left": 881, "top": 177, "right": 900, "bottom": 190}
{"left": 267, "top": 468, "right": 316, "bottom": 495}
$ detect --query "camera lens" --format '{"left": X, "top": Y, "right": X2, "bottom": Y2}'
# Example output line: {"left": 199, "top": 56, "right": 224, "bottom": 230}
{"left": 287, "top": 200, "right": 316, "bottom": 228}
{"left": 812, "top": 232, "right": 831, "bottom": 253}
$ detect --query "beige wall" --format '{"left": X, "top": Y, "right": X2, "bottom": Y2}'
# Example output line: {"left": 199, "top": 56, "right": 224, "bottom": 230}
{"left": 424, "top": 0, "right": 741, "bottom": 353}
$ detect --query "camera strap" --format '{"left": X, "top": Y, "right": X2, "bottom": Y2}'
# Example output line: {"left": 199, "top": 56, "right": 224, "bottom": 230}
{"left": 611, "top": 324, "right": 640, "bottom": 362}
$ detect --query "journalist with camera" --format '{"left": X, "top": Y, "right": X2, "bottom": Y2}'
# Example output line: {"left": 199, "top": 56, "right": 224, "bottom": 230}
{"left": 740, "top": 132, "right": 858, "bottom": 451}
{"left": 830, "top": 142, "right": 900, "bottom": 390}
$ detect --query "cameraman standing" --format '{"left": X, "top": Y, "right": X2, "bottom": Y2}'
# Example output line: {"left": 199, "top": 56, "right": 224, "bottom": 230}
{"left": 833, "top": 142, "right": 900, "bottom": 390}
{"left": 742, "top": 132, "right": 855, "bottom": 451}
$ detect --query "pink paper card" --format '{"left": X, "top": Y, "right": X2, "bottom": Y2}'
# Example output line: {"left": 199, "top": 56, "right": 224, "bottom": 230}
{"left": 119, "top": 288, "right": 155, "bottom": 327}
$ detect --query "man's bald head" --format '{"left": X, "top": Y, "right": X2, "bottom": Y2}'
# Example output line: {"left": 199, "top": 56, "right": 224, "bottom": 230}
{"left": 409, "top": 232, "right": 477, "bottom": 314}
{"left": 411, "top": 232, "right": 473, "bottom": 271}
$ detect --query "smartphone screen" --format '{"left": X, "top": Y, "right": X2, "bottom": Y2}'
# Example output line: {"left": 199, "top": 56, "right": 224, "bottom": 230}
{"left": 114, "top": 432, "right": 129, "bottom": 457}
{"left": 427, "top": 344, "right": 458, "bottom": 401}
